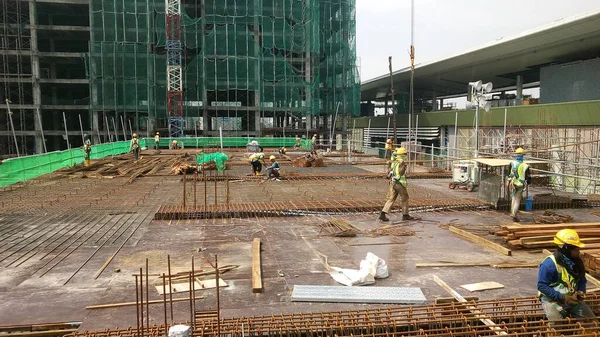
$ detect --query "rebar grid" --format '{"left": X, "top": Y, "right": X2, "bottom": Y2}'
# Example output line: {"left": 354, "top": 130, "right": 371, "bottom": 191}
{"left": 65, "top": 295, "right": 600, "bottom": 337}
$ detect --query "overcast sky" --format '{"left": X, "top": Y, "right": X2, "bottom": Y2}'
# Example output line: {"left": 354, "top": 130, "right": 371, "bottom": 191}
{"left": 356, "top": 0, "right": 600, "bottom": 82}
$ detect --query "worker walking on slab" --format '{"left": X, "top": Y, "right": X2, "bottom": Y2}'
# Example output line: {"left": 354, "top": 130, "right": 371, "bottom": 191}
{"left": 83, "top": 134, "right": 92, "bottom": 166}
{"left": 379, "top": 147, "right": 415, "bottom": 222}
{"left": 130, "top": 133, "right": 141, "bottom": 162}
{"left": 311, "top": 134, "right": 318, "bottom": 151}
{"left": 249, "top": 152, "right": 265, "bottom": 175}
{"left": 538, "top": 229, "right": 597, "bottom": 325}
{"left": 384, "top": 138, "right": 393, "bottom": 161}
{"left": 507, "top": 147, "right": 531, "bottom": 222}
{"left": 266, "top": 155, "right": 281, "bottom": 181}
{"left": 154, "top": 132, "right": 160, "bottom": 150}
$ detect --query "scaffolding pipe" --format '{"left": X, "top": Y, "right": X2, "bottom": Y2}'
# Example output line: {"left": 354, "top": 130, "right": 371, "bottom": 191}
{"left": 128, "top": 119, "right": 133, "bottom": 139}
{"left": 112, "top": 118, "right": 119, "bottom": 142}
{"left": 105, "top": 115, "right": 112, "bottom": 142}
{"left": 454, "top": 111, "right": 458, "bottom": 161}
{"left": 78, "top": 114, "right": 85, "bottom": 143}
{"left": 62, "top": 112, "right": 70, "bottom": 150}
{"left": 37, "top": 109, "right": 47, "bottom": 153}
{"left": 120, "top": 116, "right": 127, "bottom": 140}
{"left": 503, "top": 108, "right": 507, "bottom": 152}
{"left": 5, "top": 100, "right": 20, "bottom": 157}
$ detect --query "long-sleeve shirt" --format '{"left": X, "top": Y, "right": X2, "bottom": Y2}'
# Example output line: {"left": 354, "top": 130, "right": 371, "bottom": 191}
{"left": 537, "top": 257, "right": 586, "bottom": 301}
{"left": 266, "top": 162, "right": 280, "bottom": 170}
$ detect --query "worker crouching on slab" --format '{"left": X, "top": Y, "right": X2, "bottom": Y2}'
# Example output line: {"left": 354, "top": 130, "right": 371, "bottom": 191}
{"left": 507, "top": 147, "right": 531, "bottom": 222}
{"left": 130, "top": 133, "right": 141, "bottom": 162}
{"left": 379, "top": 147, "right": 414, "bottom": 222}
{"left": 83, "top": 134, "right": 92, "bottom": 166}
{"left": 266, "top": 155, "right": 281, "bottom": 181}
{"left": 249, "top": 152, "right": 265, "bottom": 175}
{"left": 537, "top": 229, "right": 597, "bottom": 325}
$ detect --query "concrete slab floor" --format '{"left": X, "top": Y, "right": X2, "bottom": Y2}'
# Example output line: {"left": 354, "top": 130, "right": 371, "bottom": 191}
{"left": 0, "top": 170, "right": 599, "bottom": 330}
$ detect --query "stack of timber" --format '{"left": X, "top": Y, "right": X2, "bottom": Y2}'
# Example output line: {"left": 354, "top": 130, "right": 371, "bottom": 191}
{"left": 495, "top": 222, "right": 600, "bottom": 276}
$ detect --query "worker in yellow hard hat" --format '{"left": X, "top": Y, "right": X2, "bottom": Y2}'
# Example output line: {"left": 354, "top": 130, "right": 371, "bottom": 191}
{"left": 130, "top": 133, "right": 140, "bottom": 162}
{"left": 154, "top": 132, "right": 160, "bottom": 150}
{"left": 82, "top": 134, "right": 92, "bottom": 166}
{"left": 379, "top": 147, "right": 414, "bottom": 222}
{"left": 265, "top": 155, "right": 281, "bottom": 181}
{"left": 294, "top": 137, "right": 302, "bottom": 149}
{"left": 384, "top": 138, "right": 394, "bottom": 161}
{"left": 311, "top": 134, "right": 318, "bottom": 151}
{"left": 278, "top": 147, "right": 287, "bottom": 155}
{"left": 537, "top": 229, "right": 596, "bottom": 325}
{"left": 507, "top": 147, "right": 531, "bottom": 222}
{"left": 249, "top": 152, "right": 265, "bottom": 175}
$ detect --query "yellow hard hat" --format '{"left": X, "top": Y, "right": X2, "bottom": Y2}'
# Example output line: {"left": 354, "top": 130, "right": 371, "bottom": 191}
{"left": 313, "top": 134, "right": 318, "bottom": 137}
{"left": 386, "top": 139, "right": 393, "bottom": 143}
{"left": 554, "top": 229, "right": 585, "bottom": 248}
{"left": 395, "top": 147, "right": 407, "bottom": 155}
{"left": 515, "top": 147, "right": 525, "bottom": 154}
{"left": 296, "top": 137, "right": 300, "bottom": 140}
{"left": 269, "top": 155, "right": 276, "bottom": 160}
{"left": 132, "top": 133, "right": 137, "bottom": 138}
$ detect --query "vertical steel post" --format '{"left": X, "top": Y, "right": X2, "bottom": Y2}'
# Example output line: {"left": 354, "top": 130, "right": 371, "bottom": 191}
{"left": 63, "top": 112, "right": 71, "bottom": 150}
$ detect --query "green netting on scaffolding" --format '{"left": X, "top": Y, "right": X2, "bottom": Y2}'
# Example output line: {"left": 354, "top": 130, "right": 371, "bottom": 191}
{"left": 196, "top": 152, "right": 229, "bottom": 172}
{"left": 88, "top": 0, "right": 360, "bottom": 131}
{"left": 149, "top": 137, "right": 302, "bottom": 147}
{"left": 0, "top": 140, "right": 142, "bottom": 188}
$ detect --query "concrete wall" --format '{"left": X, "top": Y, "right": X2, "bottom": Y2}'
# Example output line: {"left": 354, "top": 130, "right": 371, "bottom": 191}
{"left": 541, "top": 58, "right": 600, "bottom": 104}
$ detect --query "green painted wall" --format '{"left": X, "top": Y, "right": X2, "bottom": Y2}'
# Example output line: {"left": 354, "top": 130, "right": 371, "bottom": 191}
{"left": 352, "top": 100, "right": 600, "bottom": 128}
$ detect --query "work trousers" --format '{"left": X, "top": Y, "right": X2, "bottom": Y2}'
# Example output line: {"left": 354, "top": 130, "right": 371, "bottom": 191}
{"left": 511, "top": 187, "right": 523, "bottom": 217}
{"left": 382, "top": 183, "right": 409, "bottom": 215}
{"left": 133, "top": 149, "right": 140, "bottom": 161}
{"left": 251, "top": 161, "right": 262, "bottom": 173}
{"left": 266, "top": 168, "right": 280, "bottom": 179}
{"left": 385, "top": 149, "right": 392, "bottom": 161}
{"left": 541, "top": 297, "right": 597, "bottom": 327}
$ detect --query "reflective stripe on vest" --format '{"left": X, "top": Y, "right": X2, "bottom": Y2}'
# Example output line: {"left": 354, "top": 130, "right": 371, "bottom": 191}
{"left": 511, "top": 161, "right": 529, "bottom": 187}
{"left": 391, "top": 160, "right": 407, "bottom": 187}
{"left": 537, "top": 254, "right": 577, "bottom": 298}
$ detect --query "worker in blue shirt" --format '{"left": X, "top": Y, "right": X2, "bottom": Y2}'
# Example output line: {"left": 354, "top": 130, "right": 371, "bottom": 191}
{"left": 265, "top": 155, "right": 280, "bottom": 181}
{"left": 537, "top": 229, "right": 596, "bottom": 325}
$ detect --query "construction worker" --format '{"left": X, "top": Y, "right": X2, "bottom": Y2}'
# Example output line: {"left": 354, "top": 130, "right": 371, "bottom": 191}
{"left": 130, "top": 133, "right": 141, "bottom": 161}
{"left": 278, "top": 147, "right": 287, "bottom": 155}
{"left": 154, "top": 132, "right": 160, "bottom": 150}
{"left": 170, "top": 140, "right": 181, "bottom": 150}
{"left": 294, "top": 137, "right": 302, "bottom": 149}
{"left": 537, "top": 229, "right": 596, "bottom": 325}
{"left": 384, "top": 138, "right": 393, "bottom": 160}
{"left": 311, "top": 134, "right": 317, "bottom": 151}
{"left": 249, "top": 152, "right": 265, "bottom": 175}
{"left": 265, "top": 155, "right": 281, "bottom": 181}
{"left": 379, "top": 147, "right": 414, "bottom": 222}
{"left": 507, "top": 147, "right": 531, "bottom": 222}
{"left": 82, "top": 134, "right": 92, "bottom": 166}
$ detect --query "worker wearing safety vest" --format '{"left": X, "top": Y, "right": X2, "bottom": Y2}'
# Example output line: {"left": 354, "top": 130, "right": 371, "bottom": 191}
{"left": 537, "top": 229, "right": 596, "bottom": 325}
{"left": 507, "top": 147, "right": 531, "bottom": 222}
{"left": 130, "top": 133, "right": 141, "bottom": 162}
{"left": 294, "top": 137, "right": 302, "bottom": 149}
{"left": 384, "top": 139, "right": 393, "bottom": 161}
{"left": 311, "top": 134, "right": 317, "bottom": 151}
{"left": 154, "top": 132, "right": 160, "bottom": 150}
{"left": 379, "top": 148, "right": 415, "bottom": 222}
{"left": 249, "top": 152, "right": 265, "bottom": 175}
{"left": 83, "top": 134, "right": 92, "bottom": 167}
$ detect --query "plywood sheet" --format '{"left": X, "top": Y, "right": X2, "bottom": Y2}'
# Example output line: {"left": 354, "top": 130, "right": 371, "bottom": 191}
{"left": 460, "top": 281, "right": 504, "bottom": 292}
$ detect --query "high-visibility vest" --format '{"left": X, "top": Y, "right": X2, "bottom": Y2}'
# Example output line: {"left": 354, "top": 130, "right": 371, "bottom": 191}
{"left": 391, "top": 159, "right": 407, "bottom": 187}
{"left": 249, "top": 153, "right": 264, "bottom": 162}
{"left": 311, "top": 136, "right": 316, "bottom": 144}
{"left": 510, "top": 161, "right": 529, "bottom": 188}
{"left": 155, "top": 135, "right": 160, "bottom": 143}
{"left": 538, "top": 254, "right": 578, "bottom": 298}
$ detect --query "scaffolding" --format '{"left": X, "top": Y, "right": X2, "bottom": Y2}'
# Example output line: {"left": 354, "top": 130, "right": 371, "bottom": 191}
{"left": 88, "top": 0, "right": 360, "bottom": 138}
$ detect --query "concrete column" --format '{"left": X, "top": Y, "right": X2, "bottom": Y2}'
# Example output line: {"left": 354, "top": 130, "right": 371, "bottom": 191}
{"left": 92, "top": 111, "right": 100, "bottom": 144}
{"left": 439, "top": 98, "right": 444, "bottom": 110}
{"left": 432, "top": 92, "right": 438, "bottom": 111}
{"left": 29, "top": 1, "right": 44, "bottom": 154}
{"left": 516, "top": 75, "right": 523, "bottom": 105}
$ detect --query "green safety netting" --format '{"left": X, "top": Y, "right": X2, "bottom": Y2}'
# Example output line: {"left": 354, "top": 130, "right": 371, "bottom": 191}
{"left": 149, "top": 137, "right": 302, "bottom": 148}
{"left": 196, "top": 152, "right": 229, "bottom": 172}
{"left": 0, "top": 140, "right": 146, "bottom": 188}
{"left": 88, "top": 0, "right": 359, "bottom": 123}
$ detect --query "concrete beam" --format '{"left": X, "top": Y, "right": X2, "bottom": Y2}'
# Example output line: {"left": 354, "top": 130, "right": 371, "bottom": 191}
{"left": 0, "top": 130, "right": 93, "bottom": 136}
{"left": 0, "top": 104, "right": 89, "bottom": 110}
{"left": 29, "top": 0, "right": 90, "bottom": 4}
{"left": 0, "top": 50, "right": 84, "bottom": 58}
{"left": 34, "top": 25, "right": 90, "bottom": 32}
{"left": 1, "top": 78, "right": 88, "bottom": 84}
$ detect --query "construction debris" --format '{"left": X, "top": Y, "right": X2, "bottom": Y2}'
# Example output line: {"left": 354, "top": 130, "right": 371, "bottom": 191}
{"left": 292, "top": 154, "right": 326, "bottom": 167}
{"left": 318, "top": 218, "right": 360, "bottom": 237}
{"left": 534, "top": 210, "right": 574, "bottom": 224}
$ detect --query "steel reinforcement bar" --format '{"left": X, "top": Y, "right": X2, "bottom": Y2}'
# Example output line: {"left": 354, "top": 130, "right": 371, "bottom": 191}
{"left": 184, "top": 172, "right": 452, "bottom": 182}
{"left": 154, "top": 198, "right": 490, "bottom": 220}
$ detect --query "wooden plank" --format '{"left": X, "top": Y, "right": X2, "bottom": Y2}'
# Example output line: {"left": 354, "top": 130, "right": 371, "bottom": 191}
{"left": 155, "top": 281, "right": 202, "bottom": 295}
{"left": 460, "top": 281, "right": 504, "bottom": 292}
{"left": 194, "top": 278, "right": 228, "bottom": 289}
{"left": 433, "top": 276, "right": 507, "bottom": 335}
{"left": 502, "top": 222, "right": 600, "bottom": 232}
{"left": 86, "top": 297, "right": 195, "bottom": 310}
{"left": 449, "top": 226, "right": 511, "bottom": 256}
{"left": 512, "top": 230, "right": 600, "bottom": 239}
{"left": 252, "top": 238, "right": 263, "bottom": 293}
{"left": 523, "top": 237, "right": 600, "bottom": 249}
{"left": 415, "top": 262, "right": 536, "bottom": 268}
{"left": 435, "top": 296, "right": 479, "bottom": 304}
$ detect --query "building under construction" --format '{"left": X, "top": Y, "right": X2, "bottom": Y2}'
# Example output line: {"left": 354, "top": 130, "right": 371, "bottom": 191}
{"left": 1, "top": 0, "right": 360, "bottom": 157}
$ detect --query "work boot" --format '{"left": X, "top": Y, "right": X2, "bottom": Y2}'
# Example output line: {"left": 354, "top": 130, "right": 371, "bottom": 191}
{"left": 378, "top": 212, "right": 389, "bottom": 222}
{"left": 512, "top": 216, "right": 520, "bottom": 223}
{"left": 402, "top": 214, "right": 415, "bottom": 221}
